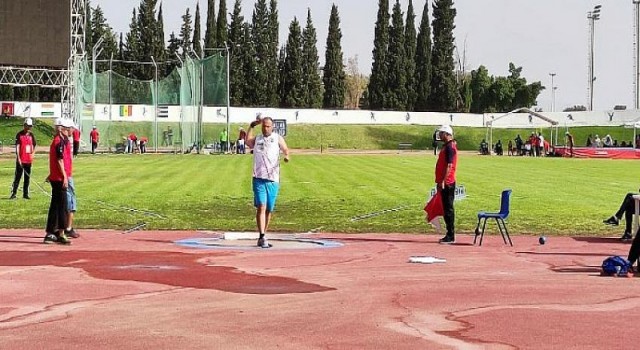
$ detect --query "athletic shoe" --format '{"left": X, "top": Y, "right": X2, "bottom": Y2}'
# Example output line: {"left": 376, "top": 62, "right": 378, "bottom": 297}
{"left": 43, "top": 234, "right": 58, "bottom": 244}
{"left": 57, "top": 233, "right": 71, "bottom": 245}
{"left": 603, "top": 216, "right": 619, "bottom": 226}
{"left": 9, "top": 194, "right": 16, "bottom": 200}
{"left": 257, "top": 237, "right": 272, "bottom": 249}
{"left": 65, "top": 228, "right": 80, "bottom": 239}
{"left": 439, "top": 235, "right": 455, "bottom": 244}
{"left": 23, "top": 195, "right": 30, "bottom": 199}
{"left": 621, "top": 232, "right": 633, "bottom": 241}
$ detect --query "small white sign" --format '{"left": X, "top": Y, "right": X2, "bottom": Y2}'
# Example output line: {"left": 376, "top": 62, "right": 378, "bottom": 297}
{"left": 409, "top": 256, "right": 447, "bottom": 264}
{"left": 428, "top": 184, "right": 467, "bottom": 201}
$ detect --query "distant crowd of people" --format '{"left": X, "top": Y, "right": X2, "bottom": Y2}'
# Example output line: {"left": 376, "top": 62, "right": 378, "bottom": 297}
{"left": 479, "top": 132, "right": 551, "bottom": 157}
{"left": 585, "top": 134, "right": 640, "bottom": 149}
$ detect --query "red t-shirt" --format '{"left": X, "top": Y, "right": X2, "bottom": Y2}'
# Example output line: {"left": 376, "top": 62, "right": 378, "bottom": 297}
{"left": 129, "top": 133, "right": 137, "bottom": 141}
{"left": 48, "top": 135, "right": 67, "bottom": 181}
{"left": 63, "top": 136, "right": 73, "bottom": 177}
{"left": 90, "top": 129, "right": 99, "bottom": 142}
{"left": 72, "top": 128, "right": 80, "bottom": 142}
{"left": 15, "top": 130, "right": 36, "bottom": 164}
{"left": 435, "top": 140, "right": 457, "bottom": 185}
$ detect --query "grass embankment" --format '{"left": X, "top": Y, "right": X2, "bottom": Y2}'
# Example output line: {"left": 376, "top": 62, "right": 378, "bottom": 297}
{"left": 0, "top": 117, "right": 635, "bottom": 151}
{"left": 0, "top": 153, "right": 634, "bottom": 236}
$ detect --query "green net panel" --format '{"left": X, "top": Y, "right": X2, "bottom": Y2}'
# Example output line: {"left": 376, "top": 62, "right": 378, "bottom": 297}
{"left": 76, "top": 53, "right": 228, "bottom": 154}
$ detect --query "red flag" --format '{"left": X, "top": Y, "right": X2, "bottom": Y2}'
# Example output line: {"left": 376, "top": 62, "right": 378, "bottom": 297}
{"left": 424, "top": 191, "right": 444, "bottom": 222}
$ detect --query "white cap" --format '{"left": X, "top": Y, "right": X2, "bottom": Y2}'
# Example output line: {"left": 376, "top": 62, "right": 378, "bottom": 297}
{"left": 24, "top": 118, "right": 33, "bottom": 126}
{"left": 54, "top": 117, "right": 64, "bottom": 126}
{"left": 438, "top": 125, "right": 453, "bottom": 137}
{"left": 62, "top": 118, "right": 74, "bottom": 128}
{"left": 92, "top": 125, "right": 97, "bottom": 129}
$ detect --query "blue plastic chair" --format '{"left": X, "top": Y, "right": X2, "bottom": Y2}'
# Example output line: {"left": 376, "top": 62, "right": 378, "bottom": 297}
{"left": 474, "top": 189, "right": 513, "bottom": 246}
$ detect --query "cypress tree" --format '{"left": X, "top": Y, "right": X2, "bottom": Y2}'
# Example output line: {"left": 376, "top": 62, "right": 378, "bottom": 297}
{"left": 428, "top": 0, "right": 457, "bottom": 112}
{"left": 241, "top": 22, "right": 258, "bottom": 106}
{"left": 193, "top": 3, "right": 203, "bottom": 57}
{"left": 167, "top": 31, "right": 181, "bottom": 74}
{"left": 414, "top": 0, "right": 432, "bottom": 111}
{"left": 228, "top": 0, "right": 244, "bottom": 105}
{"left": 265, "top": 0, "right": 280, "bottom": 106}
{"left": 302, "top": 9, "right": 323, "bottom": 108}
{"left": 124, "top": 8, "right": 141, "bottom": 76}
{"left": 282, "top": 18, "right": 304, "bottom": 108}
{"left": 216, "top": 0, "right": 228, "bottom": 48}
{"left": 368, "top": 0, "right": 389, "bottom": 110}
{"left": 179, "top": 9, "right": 193, "bottom": 58}
{"left": 277, "top": 45, "right": 286, "bottom": 107}
{"left": 251, "top": 0, "right": 269, "bottom": 105}
{"left": 404, "top": 0, "right": 417, "bottom": 111}
{"left": 91, "top": 6, "right": 118, "bottom": 61}
{"left": 322, "top": 4, "right": 345, "bottom": 109}
{"left": 155, "top": 4, "right": 166, "bottom": 63}
{"left": 86, "top": 5, "right": 94, "bottom": 54}
{"left": 386, "top": 0, "right": 407, "bottom": 110}
{"left": 204, "top": 0, "right": 217, "bottom": 50}
{"left": 136, "top": 0, "right": 159, "bottom": 79}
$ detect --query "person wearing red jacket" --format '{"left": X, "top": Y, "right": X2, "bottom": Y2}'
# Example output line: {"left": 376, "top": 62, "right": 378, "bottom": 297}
{"left": 434, "top": 125, "right": 458, "bottom": 244}
{"left": 89, "top": 126, "right": 99, "bottom": 154}
{"left": 11, "top": 118, "right": 37, "bottom": 199}
{"left": 44, "top": 118, "right": 71, "bottom": 245}
{"left": 72, "top": 123, "right": 81, "bottom": 157}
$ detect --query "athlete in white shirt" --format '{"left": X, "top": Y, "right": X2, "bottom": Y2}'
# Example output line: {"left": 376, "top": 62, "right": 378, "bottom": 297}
{"left": 246, "top": 116, "right": 290, "bottom": 248}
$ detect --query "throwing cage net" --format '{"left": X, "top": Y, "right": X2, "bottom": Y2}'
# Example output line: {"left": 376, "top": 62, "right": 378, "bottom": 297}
{"left": 76, "top": 52, "right": 228, "bottom": 153}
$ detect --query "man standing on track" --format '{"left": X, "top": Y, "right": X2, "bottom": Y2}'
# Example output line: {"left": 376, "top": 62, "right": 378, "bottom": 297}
{"left": 44, "top": 118, "right": 71, "bottom": 245}
{"left": 434, "top": 125, "right": 458, "bottom": 244}
{"left": 10, "top": 118, "right": 36, "bottom": 199}
{"left": 72, "top": 122, "right": 81, "bottom": 157}
{"left": 246, "top": 116, "right": 290, "bottom": 248}
{"left": 63, "top": 119, "right": 80, "bottom": 239}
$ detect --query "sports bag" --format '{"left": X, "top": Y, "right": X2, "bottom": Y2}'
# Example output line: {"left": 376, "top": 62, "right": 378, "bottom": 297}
{"left": 602, "top": 256, "right": 631, "bottom": 276}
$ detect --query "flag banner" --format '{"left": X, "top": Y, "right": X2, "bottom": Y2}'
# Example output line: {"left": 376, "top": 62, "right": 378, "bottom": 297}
{"left": 1, "top": 102, "right": 14, "bottom": 115}
{"left": 158, "top": 105, "right": 169, "bottom": 118}
{"left": 119, "top": 105, "right": 132, "bottom": 117}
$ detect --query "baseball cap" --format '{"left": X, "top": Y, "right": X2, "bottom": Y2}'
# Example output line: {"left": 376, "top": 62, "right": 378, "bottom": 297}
{"left": 54, "top": 117, "right": 64, "bottom": 126}
{"left": 24, "top": 118, "right": 33, "bottom": 126}
{"left": 437, "top": 125, "right": 453, "bottom": 137}
{"left": 62, "top": 118, "right": 74, "bottom": 128}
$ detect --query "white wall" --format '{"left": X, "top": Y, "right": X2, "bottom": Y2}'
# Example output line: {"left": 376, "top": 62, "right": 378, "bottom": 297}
{"left": 4, "top": 101, "right": 640, "bottom": 129}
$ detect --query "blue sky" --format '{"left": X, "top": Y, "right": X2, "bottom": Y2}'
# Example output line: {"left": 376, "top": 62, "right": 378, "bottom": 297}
{"left": 96, "top": 0, "right": 637, "bottom": 112}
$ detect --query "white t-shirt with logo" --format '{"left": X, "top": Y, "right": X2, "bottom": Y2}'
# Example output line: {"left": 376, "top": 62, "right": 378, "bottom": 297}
{"left": 253, "top": 133, "right": 282, "bottom": 182}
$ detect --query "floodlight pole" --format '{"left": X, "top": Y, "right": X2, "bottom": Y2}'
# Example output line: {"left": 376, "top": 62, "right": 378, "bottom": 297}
{"left": 175, "top": 53, "right": 184, "bottom": 153}
{"left": 587, "top": 5, "right": 602, "bottom": 111}
{"left": 108, "top": 53, "right": 113, "bottom": 152}
{"left": 549, "top": 73, "right": 556, "bottom": 112}
{"left": 225, "top": 43, "right": 231, "bottom": 154}
{"left": 634, "top": 0, "right": 640, "bottom": 110}
{"left": 92, "top": 37, "right": 104, "bottom": 128}
{"left": 151, "top": 56, "right": 159, "bottom": 153}
{"left": 191, "top": 48, "right": 203, "bottom": 154}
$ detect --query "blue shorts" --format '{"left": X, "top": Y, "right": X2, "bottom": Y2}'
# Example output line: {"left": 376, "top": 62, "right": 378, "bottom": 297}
{"left": 66, "top": 177, "right": 77, "bottom": 212}
{"left": 253, "top": 178, "right": 279, "bottom": 212}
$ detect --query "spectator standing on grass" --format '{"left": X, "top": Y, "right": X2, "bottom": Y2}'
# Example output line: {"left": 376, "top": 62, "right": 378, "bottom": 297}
{"left": 507, "top": 139, "right": 514, "bottom": 156}
{"left": 62, "top": 119, "right": 79, "bottom": 239}
{"left": 89, "top": 126, "right": 99, "bottom": 154}
{"left": 246, "top": 116, "right": 290, "bottom": 249}
{"left": 432, "top": 130, "right": 439, "bottom": 155}
{"left": 10, "top": 118, "right": 36, "bottom": 199}
{"left": 515, "top": 134, "right": 523, "bottom": 155}
{"left": 538, "top": 133, "right": 545, "bottom": 157}
{"left": 237, "top": 127, "right": 247, "bottom": 154}
{"left": 139, "top": 136, "right": 148, "bottom": 154}
{"left": 565, "top": 131, "right": 574, "bottom": 157}
{"left": 128, "top": 132, "right": 138, "bottom": 153}
{"left": 219, "top": 129, "right": 228, "bottom": 153}
{"left": 43, "top": 118, "right": 71, "bottom": 245}
{"left": 434, "top": 125, "right": 458, "bottom": 244}
{"left": 72, "top": 122, "right": 80, "bottom": 157}
{"left": 495, "top": 140, "right": 503, "bottom": 156}
{"left": 586, "top": 134, "right": 592, "bottom": 147}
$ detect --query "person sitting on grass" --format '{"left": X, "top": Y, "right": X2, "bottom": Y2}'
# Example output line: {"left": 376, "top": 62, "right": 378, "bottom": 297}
{"left": 603, "top": 190, "right": 640, "bottom": 241}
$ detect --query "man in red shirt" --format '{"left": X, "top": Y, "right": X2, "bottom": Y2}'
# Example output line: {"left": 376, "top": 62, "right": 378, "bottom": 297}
{"left": 44, "top": 118, "right": 71, "bottom": 245}
{"left": 72, "top": 122, "right": 81, "bottom": 157}
{"left": 10, "top": 118, "right": 37, "bottom": 199}
{"left": 62, "top": 119, "right": 80, "bottom": 239}
{"left": 89, "top": 126, "right": 99, "bottom": 154}
{"left": 434, "top": 125, "right": 458, "bottom": 244}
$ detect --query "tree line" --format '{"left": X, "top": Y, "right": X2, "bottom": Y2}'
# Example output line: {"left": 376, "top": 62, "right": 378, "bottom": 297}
{"left": 0, "top": 0, "right": 544, "bottom": 114}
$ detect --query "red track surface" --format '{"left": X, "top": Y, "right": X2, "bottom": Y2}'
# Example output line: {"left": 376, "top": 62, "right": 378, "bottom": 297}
{"left": 1, "top": 229, "right": 639, "bottom": 349}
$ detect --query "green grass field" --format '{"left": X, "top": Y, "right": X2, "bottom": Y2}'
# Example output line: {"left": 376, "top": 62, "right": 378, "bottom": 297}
{"left": 0, "top": 152, "right": 636, "bottom": 236}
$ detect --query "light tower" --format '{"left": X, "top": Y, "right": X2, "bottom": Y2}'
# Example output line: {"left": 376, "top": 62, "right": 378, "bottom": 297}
{"left": 549, "top": 73, "right": 557, "bottom": 112}
{"left": 634, "top": 0, "right": 640, "bottom": 109}
{"left": 587, "top": 4, "right": 601, "bottom": 111}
